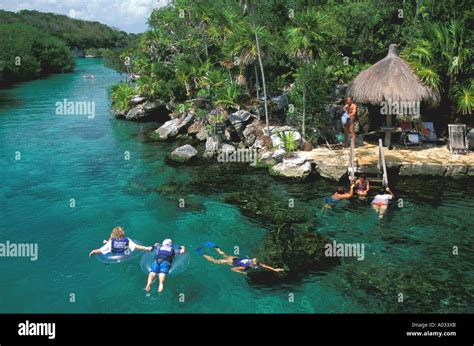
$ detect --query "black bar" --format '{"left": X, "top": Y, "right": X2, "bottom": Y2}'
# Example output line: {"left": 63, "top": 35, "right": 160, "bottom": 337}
{"left": 0, "top": 314, "right": 472, "bottom": 345}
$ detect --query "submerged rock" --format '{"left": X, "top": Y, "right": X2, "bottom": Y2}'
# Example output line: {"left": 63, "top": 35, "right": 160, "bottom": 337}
{"left": 168, "top": 144, "right": 198, "bottom": 163}
{"left": 224, "top": 191, "right": 311, "bottom": 226}
{"left": 249, "top": 225, "right": 340, "bottom": 284}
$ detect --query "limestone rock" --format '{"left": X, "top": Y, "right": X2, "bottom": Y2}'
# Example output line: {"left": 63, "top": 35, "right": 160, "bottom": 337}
{"left": 168, "top": 144, "right": 198, "bottom": 163}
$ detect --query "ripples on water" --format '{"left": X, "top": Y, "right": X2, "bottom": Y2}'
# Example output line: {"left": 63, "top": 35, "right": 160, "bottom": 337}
{"left": 0, "top": 59, "right": 472, "bottom": 313}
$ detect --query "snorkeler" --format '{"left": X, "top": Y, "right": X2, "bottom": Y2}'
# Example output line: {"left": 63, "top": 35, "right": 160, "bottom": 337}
{"left": 199, "top": 245, "right": 284, "bottom": 275}
{"left": 324, "top": 184, "right": 355, "bottom": 207}
{"left": 371, "top": 187, "right": 395, "bottom": 219}
{"left": 88, "top": 226, "right": 151, "bottom": 257}
{"left": 354, "top": 174, "right": 370, "bottom": 199}
{"left": 145, "top": 239, "right": 185, "bottom": 293}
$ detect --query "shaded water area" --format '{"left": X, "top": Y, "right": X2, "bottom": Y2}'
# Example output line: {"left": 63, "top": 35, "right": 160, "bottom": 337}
{"left": 0, "top": 59, "right": 473, "bottom": 313}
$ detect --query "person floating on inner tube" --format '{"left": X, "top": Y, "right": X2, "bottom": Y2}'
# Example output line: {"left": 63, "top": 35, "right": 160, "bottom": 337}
{"left": 354, "top": 174, "right": 370, "bottom": 199}
{"left": 145, "top": 239, "right": 185, "bottom": 294}
{"left": 324, "top": 184, "right": 355, "bottom": 208}
{"left": 371, "top": 187, "right": 395, "bottom": 219}
{"left": 88, "top": 226, "right": 151, "bottom": 257}
{"left": 200, "top": 245, "right": 284, "bottom": 275}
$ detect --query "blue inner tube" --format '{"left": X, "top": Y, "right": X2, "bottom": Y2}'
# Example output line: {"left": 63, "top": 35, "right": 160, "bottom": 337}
{"left": 140, "top": 250, "right": 190, "bottom": 277}
{"left": 96, "top": 239, "right": 144, "bottom": 264}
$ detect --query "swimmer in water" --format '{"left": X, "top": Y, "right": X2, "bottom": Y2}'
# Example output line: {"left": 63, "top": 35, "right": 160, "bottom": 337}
{"left": 324, "top": 184, "right": 355, "bottom": 208}
{"left": 371, "top": 187, "right": 395, "bottom": 219}
{"left": 145, "top": 239, "right": 186, "bottom": 293}
{"left": 200, "top": 245, "right": 284, "bottom": 275}
{"left": 88, "top": 226, "right": 151, "bottom": 257}
{"left": 354, "top": 174, "right": 370, "bottom": 199}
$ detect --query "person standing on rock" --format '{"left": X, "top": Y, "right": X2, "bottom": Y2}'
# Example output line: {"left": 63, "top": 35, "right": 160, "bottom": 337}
{"left": 343, "top": 97, "right": 357, "bottom": 148}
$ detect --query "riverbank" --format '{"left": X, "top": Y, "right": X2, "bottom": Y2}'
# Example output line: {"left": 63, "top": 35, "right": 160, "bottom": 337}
{"left": 135, "top": 106, "right": 473, "bottom": 182}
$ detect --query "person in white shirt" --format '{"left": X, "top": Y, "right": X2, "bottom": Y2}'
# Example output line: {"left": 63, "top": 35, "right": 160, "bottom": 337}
{"left": 371, "top": 187, "right": 395, "bottom": 219}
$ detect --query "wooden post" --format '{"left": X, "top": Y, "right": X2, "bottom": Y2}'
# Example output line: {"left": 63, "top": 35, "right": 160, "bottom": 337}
{"left": 384, "top": 114, "right": 392, "bottom": 147}
{"left": 379, "top": 138, "right": 389, "bottom": 187}
{"left": 349, "top": 136, "right": 355, "bottom": 182}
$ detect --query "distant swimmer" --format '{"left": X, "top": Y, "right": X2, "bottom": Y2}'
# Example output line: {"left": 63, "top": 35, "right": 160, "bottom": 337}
{"left": 88, "top": 226, "right": 151, "bottom": 258}
{"left": 324, "top": 184, "right": 355, "bottom": 208}
{"left": 197, "top": 244, "right": 284, "bottom": 275}
{"left": 145, "top": 239, "right": 185, "bottom": 293}
{"left": 371, "top": 187, "right": 395, "bottom": 219}
{"left": 354, "top": 174, "right": 370, "bottom": 199}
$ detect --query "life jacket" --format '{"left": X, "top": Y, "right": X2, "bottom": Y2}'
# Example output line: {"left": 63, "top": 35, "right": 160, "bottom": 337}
{"left": 232, "top": 257, "right": 254, "bottom": 270}
{"left": 154, "top": 244, "right": 175, "bottom": 263}
{"left": 111, "top": 237, "right": 129, "bottom": 254}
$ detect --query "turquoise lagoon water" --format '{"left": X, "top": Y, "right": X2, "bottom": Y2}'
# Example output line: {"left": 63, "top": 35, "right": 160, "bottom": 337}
{"left": 0, "top": 59, "right": 472, "bottom": 313}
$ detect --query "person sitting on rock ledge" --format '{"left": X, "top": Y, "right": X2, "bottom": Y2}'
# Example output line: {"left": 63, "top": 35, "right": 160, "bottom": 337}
{"left": 198, "top": 245, "right": 284, "bottom": 275}
{"left": 324, "top": 184, "right": 355, "bottom": 208}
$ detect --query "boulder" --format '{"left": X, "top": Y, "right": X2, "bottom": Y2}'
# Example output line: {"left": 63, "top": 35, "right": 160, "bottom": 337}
{"left": 229, "top": 110, "right": 254, "bottom": 130}
{"left": 143, "top": 100, "right": 163, "bottom": 113}
{"left": 152, "top": 113, "right": 194, "bottom": 141}
{"left": 272, "top": 149, "right": 286, "bottom": 161}
{"left": 130, "top": 96, "right": 147, "bottom": 105}
{"left": 204, "top": 136, "right": 218, "bottom": 158}
{"left": 220, "top": 143, "right": 236, "bottom": 154}
{"left": 243, "top": 123, "right": 257, "bottom": 146}
{"left": 196, "top": 127, "right": 209, "bottom": 141}
{"left": 125, "top": 104, "right": 145, "bottom": 120}
{"left": 168, "top": 144, "right": 198, "bottom": 163}
{"left": 269, "top": 156, "right": 312, "bottom": 179}
{"left": 314, "top": 161, "right": 347, "bottom": 181}
{"left": 270, "top": 93, "right": 289, "bottom": 111}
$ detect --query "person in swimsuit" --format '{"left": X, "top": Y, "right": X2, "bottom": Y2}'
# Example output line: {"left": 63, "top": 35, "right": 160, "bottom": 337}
{"left": 354, "top": 174, "right": 370, "bottom": 199}
{"left": 201, "top": 246, "right": 284, "bottom": 275}
{"left": 324, "top": 184, "right": 355, "bottom": 207}
{"left": 371, "top": 187, "right": 395, "bottom": 219}
{"left": 343, "top": 97, "right": 357, "bottom": 148}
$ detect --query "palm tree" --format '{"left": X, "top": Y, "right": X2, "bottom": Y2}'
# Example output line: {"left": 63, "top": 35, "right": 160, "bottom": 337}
{"left": 402, "top": 19, "right": 472, "bottom": 120}
{"left": 286, "top": 8, "right": 331, "bottom": 137}
{"left": 239, "top": 0, "right": 270, "bottom": 135}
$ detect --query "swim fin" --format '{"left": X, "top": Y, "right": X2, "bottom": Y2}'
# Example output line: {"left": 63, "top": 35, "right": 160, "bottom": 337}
{"left": 203, "top": 241, "right": 217, "bottom": 248}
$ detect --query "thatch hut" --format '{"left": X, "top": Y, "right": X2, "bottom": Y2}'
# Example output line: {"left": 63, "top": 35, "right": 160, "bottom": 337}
{"left": 348, "top": 44, "right": 440, "bottom": 146}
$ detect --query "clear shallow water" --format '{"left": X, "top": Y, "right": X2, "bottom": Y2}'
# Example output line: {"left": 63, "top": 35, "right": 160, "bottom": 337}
{"left": 0, "top": 59, "right": 472, "bottom": 313}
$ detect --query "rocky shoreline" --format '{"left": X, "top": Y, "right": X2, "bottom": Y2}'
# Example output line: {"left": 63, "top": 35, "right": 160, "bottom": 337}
{"left": 115, "top": 96, "right": 473, "bottom": 183}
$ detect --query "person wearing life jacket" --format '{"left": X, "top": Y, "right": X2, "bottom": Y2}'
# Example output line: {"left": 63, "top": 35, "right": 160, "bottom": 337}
{"left": 354, "top": 174, "right": 370, "bottom": 199}
{"left": 145, "top": 239, "right": 186, "bottom": 293}
{"left": 88, "top": 226, "right": 151, "bottom": 257}
{"left": 371, "top": 187, "right": 395, "bottom": 219}
{"left": 201, "top": 245, "right": 284, "bottom": 275}
{"left": 324, "top": 184, "right": 355, "bottom": 208}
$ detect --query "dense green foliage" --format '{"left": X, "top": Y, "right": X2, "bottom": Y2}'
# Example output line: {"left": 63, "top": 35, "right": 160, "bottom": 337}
{"left": 110, "top": 0, "right": 472, "bottom": 138}
{"left": 0, "top": 10, "right": 130, "bottom": 49}
{"left": 111, "top": 83, "right": 135, "bottom": 113}
{"left": 0, "top": 23, "right": 74, "bottom": 84}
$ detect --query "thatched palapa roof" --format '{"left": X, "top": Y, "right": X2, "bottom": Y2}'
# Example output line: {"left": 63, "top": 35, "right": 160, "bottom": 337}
{"left": 347, "top": 44, "right": 440, "bottom": 108}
